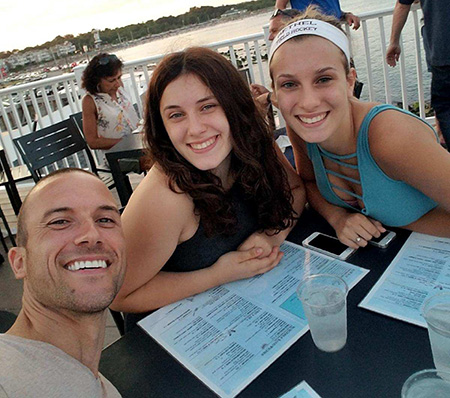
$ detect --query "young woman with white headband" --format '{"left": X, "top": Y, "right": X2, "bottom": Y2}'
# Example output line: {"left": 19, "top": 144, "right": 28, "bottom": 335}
{"left": 269, "top": 6, "right": 450, "bottom": 248}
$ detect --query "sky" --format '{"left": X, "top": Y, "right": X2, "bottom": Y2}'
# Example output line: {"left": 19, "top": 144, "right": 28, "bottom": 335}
{"left": 1, "top": 0, "right": 244, "bottom": 53}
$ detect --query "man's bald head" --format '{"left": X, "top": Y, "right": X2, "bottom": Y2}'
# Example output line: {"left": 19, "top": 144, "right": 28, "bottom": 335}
{"left": 16, "top": 169, "right": 100, "bottom": 247}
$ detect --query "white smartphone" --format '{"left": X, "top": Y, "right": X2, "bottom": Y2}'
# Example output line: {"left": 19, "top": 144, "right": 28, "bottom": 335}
{"left": 302, "top": 232, "right": 356, "bottom": 260}
{"left": 368, "top": 230, "right": 396, "bottom": 248}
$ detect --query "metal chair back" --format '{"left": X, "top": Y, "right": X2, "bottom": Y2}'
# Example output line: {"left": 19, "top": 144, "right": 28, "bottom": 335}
{"left": 13, "top": 118, "right": 99, "bottom": 182}
{"left": 70, "top": 111, "right": 83, "bottom": 134}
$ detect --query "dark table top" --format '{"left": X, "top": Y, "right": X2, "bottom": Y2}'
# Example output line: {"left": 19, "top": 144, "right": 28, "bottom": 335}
{"left": 100, "top": 207, "right": 433, "bottom": 398}
{"left": 105, "top": 133, "right": 145, "bottom": 161}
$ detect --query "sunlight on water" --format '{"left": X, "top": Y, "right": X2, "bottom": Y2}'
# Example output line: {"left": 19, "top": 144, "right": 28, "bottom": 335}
{"left": 115, "top": 0, "right": 430, "bottom": 105}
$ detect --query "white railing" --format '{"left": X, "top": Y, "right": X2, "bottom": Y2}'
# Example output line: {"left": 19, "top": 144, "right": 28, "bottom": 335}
{"left": 354, "top": 3, "right": 427, "bottom": 118}
{"left": 0, "top": 4, "right": 428, "bottom": 168}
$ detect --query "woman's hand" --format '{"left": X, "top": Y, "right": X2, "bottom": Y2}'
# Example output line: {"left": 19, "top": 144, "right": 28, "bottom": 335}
{"left": 212, "top": 246, "right": 283, "bottom": 285}
{"left": 238, "top": 231, "right": 282, "bottom": 258}
{"left": 250, "top": 83, "right": 269, "bottom": 98}
{"left": 333, "top": 213, "right": 386, "bottom": 249}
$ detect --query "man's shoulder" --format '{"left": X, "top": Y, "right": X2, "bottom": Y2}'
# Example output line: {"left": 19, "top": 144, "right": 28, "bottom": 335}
{"left": 0, "top": 335, "right": 122, "bottom": 397}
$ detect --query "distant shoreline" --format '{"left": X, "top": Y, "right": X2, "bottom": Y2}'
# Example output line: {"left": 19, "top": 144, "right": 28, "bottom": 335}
{"left": 1, "top": 7, "right": 272, "bottom": 88}
{"left": 106, "top": 7, "right": 272, "bottom": 58}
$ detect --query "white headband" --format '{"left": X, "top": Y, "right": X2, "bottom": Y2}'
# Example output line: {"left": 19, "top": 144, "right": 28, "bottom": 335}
{"left": 269, "top": 19, "right": 351, "bottom": 64}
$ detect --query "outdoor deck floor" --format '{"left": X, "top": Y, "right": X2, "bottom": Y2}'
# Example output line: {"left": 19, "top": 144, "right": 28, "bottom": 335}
{"left": 0, "top": 172, "right": 145, "bottom": 347}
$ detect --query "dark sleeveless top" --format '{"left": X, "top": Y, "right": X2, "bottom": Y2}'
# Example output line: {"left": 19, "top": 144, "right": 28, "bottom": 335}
{"left": 124, "top": 184, "right": 260, "bottom": 332}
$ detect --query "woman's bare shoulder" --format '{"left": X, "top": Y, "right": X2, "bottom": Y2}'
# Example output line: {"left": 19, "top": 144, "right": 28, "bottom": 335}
{"left": 124, "top": 165, "right": 194, "bottom": 222}
{"left": 82, "top": 94, "right": 95, "bottom": 110}
{"left": 368, "top": 106, "right": 436, "bottom": 150}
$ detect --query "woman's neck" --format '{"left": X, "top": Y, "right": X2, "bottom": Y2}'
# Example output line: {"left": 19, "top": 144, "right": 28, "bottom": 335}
{"left": 319, "top": 100, "right": 358, "bottom": 156}
{"left": 99, "top": 89, "right": 118, "bottom": 102}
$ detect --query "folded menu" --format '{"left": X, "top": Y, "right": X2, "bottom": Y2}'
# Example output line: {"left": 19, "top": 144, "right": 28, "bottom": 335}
{"left": 360, "top": 232, "right": 450, "bottom": 327}
{"left": 139, "top": 241, "right": 368, "bottom": 398}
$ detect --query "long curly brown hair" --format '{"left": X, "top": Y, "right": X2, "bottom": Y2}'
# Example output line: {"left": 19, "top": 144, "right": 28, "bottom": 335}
{"left": 145, "top": 47, "right": 296, "bottom": 236}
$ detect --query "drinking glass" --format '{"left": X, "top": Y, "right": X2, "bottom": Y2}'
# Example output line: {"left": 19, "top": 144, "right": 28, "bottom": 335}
{"left": 402, "top": 369, "right": 450, "bottom": 398}
{"left": 296, "top": 274, "right": 348, "bottom": 352}
{"left": 422, "top": 292, "right": 450, "bottom": 373}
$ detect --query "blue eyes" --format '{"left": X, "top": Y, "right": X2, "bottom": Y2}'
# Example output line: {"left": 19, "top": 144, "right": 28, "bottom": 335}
{"left": 281, "top": 82, "right": 296, "bottom": 89}
{"left": 280, "top": 77, "right": 333, "bottom": 89}
{"left": 317, "top": 77, "right": 332, "bottom": 84}
{"left": 202, "top": 104, "right": 216, "bottom": 111}
{"left": 169, "top": 113, "right": 183, "bottom": 119}
{"left": 168, "top": 104, "right": 217, "bottom": 120}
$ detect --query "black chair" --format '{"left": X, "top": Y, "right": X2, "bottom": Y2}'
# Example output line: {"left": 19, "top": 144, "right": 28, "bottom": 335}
{"left": 0, "top": 205, "right": 16, "bottom": 250}
{"left": 110, "top": 310, "right": 125, "bottom": 336}
{"left": 109, "top": 205, "right": 126, "bottom": 336}
{"left": 0, "top": 151, "right": 31, "bottom": 216}
{"left": 69, "top": 111, "right": 83, "bottom": 135}
{"left": 70, "top": 111, "right": 112, "bottom": 174}
{"left": 13, "top": 118, "right": 115, "bottom": 189}
{"left": 0, "top": 310, "right": 16, "bottom": 333}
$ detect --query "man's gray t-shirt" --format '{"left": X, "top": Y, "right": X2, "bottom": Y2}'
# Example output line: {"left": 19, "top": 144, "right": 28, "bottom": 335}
{"left": 0, "top": 334, "right": 121, "bottom": 398}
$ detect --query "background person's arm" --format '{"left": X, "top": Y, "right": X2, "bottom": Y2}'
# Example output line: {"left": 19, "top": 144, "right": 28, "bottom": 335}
{"left": 386, "top": 1, "right": 412, "bottom": 67}
{"left": 342, "top": 12, "right": 360, "bottom": 30}
{"left": 275, "top": 0, "right": 289, "bottom": 10}
{"left": 82, "top": 95, "right": 122, "bottom": 150}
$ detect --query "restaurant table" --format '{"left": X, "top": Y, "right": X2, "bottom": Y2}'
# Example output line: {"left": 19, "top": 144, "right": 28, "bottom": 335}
{"left": 0, "top": 148, "right": 24, "bottom": 215}
{"left": 99, "top": 207, "right": 434, "bottom": 398}
{"left": 105, "top": 134, "right": 144, "bottom": 206}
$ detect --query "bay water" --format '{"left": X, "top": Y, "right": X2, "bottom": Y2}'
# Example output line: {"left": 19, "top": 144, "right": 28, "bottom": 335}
{"left": 115, "top": 0, "right": 430, "bottom": 104}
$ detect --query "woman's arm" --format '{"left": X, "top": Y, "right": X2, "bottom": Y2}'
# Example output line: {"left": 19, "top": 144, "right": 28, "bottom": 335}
{"left": 111, "top": 167, "right": 283, "bottom": 313}
{"left": 287, "top": 127, "right": 384, "bottom": 248}
{"left": 370, "top": 110, "right": 450, "bottom": 236}
{"left": 81, "top": 95, "right": 121, "bottom": 150}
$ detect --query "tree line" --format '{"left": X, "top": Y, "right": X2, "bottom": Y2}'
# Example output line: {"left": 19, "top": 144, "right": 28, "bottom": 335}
{"left": 0, "top": 0, "right": 273, "bottom": 59}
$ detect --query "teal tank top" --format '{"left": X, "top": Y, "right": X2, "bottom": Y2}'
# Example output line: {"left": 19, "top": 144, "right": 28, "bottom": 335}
{"left": 307, "top": 104, "right": 438, "bottom": 227}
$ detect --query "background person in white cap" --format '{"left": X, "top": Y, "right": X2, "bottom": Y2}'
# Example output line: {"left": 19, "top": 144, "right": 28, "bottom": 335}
{"left": 269, "top": 6, "right": 450, "bottom": 249}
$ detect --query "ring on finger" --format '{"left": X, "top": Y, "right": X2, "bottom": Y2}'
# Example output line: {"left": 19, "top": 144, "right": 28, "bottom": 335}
{"left": 356, "top": 237, "right": 362, "bottom": 243}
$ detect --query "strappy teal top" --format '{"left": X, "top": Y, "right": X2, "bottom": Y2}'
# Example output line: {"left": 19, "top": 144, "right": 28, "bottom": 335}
{"left": 307, "top": 104, "right": 438, "bottom": 227}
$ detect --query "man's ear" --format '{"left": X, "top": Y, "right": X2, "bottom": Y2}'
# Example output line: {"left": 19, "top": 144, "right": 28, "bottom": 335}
{"left": 347, "top": 67, "right": 357, "bottom": 97}
{"left": 8, "top": 247, "right": 27, "bottom": 280}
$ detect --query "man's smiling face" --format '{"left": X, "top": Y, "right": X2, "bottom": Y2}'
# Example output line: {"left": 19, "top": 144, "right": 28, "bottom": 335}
{"left": 10, "top": 171, "right": 126, "bottom": 314}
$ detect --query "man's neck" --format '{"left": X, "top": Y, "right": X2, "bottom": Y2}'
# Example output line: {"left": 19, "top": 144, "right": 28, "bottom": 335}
{"left": 7, "top": 301, "right": 107, "bottom": 377}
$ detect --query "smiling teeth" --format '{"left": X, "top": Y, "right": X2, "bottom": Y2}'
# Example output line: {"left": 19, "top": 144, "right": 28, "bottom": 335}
{"left": 67, "top": 260, "right": 107, "bottom": 271}
{"left": 299, "top": 113, "right": 326, "bottom": 124}
{"left": 190, "top": 137, "right": 215, "bottom": 150}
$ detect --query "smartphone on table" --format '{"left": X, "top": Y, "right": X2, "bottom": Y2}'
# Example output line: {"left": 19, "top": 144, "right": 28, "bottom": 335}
{"left": 302, "top": 232, "right": 356, "bottom": 260}
{"left": 368, "top": 230, "right": 396, "bottom": 248}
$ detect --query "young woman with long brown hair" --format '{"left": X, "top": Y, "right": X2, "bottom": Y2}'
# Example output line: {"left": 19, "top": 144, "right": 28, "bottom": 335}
{"left": 111, "top": 47, "right": 305, "bottom": 330}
